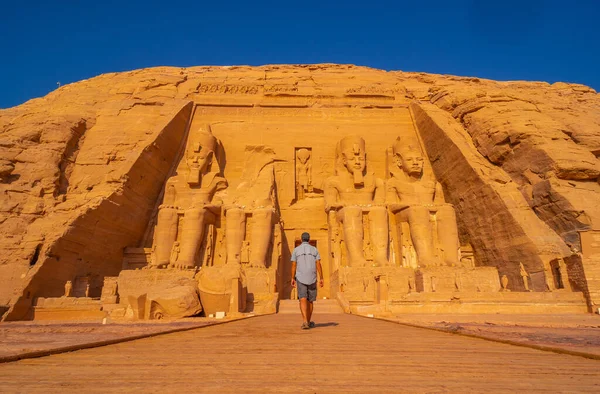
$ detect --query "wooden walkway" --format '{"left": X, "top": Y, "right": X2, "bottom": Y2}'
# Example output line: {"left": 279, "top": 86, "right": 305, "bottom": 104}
{"left": 1, "top": 313, "right": 598, "bottom": 393}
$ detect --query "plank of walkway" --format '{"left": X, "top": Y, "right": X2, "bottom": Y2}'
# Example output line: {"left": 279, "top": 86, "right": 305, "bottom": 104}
{"left": 0, "top": 313, "right": 598, "bottom": 393}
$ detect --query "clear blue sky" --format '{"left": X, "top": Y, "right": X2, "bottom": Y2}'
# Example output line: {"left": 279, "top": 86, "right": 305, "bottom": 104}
{"left": 1, "top": 0, "right": 599, "bottom": 109}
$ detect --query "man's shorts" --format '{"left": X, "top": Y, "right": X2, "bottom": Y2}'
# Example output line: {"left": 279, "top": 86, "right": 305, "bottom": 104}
{"left": 297, "top": 281, "right": 317, "bottom": 302}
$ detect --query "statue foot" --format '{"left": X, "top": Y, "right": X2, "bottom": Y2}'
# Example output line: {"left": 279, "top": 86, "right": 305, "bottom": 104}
{"left": 349, "top": 258, "right": 369, "bottom": 267}
{"left": 418, "top": 259, "right": 439, "bottom": 268}
{"left": 373, "top": 257, "right": 389, "bottom": 267}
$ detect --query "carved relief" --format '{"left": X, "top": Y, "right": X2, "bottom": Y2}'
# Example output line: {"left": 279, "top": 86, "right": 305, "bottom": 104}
{"left": 345, "top": 85, "right": 395, "bottom": 98}
{"left": 198, "top": 83, "right": 259, "bottom": 95}
{"left": 264, "top": 84, "right": 299, "bottom": 95}
{"left": 295, "top": 148, "right": 313, "bottom": 200}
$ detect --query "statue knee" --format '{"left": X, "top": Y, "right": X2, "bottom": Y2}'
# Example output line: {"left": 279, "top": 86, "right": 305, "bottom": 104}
{"left": 253, "top": 208, "right": 273, "bottom": 221}
{"left": 226, "top": 208, "right": 244, "bottom": 221}
{"left": 343, "top": 206, "right": 362, "bottom": 218}
{"left": 369, "top": 206, "right": 387, "bottom": 220}
{"left": 185, "top": 208, "right": 205, "bottom": 221}
{"left": 407, "top": 205, "right": 430, "bottom": 221}
{"left": 437, "top": 205, "right": 457, "bottom": 220}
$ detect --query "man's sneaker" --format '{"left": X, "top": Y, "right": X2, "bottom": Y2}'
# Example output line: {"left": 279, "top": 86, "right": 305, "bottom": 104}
{"left": 301, "top": 322, "right": 310, "bottom": 330}
{"left": 309, "top": 321, "right": 315, "bottom": 328}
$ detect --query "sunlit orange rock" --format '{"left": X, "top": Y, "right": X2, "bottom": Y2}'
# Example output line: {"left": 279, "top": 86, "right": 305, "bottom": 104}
{"left": 0, "top": 64, "right": 598, "bottom": 320}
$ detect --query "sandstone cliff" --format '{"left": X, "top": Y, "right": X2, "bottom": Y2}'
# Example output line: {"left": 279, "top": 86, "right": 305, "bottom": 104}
{"left": 1, "top": 64, "right": 598, "bottom": 318}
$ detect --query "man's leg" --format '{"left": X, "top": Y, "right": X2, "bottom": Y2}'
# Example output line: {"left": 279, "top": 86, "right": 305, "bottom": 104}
{"left": 307, "top": 301, "right": 313, "bottom": 324}
{"left": 299, "top": 298, "right": 309, "bottom": 324}
{"left": 307, "top": 282, "right": 316, "bottom": 327}
{"left": 297, "top": 282, "right": 310, "bottom": 328}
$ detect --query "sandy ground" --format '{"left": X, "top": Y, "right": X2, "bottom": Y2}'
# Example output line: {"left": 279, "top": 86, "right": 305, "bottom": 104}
{"left": 2, "top": 311, "right": 599, "bottom": 365}
{"left": 0, "top": 313, "right": 599, "bottom": 393}
{"left": 385, "top": 313, "right": 600, "bottom": 357}
{"left": 0, "top": 317, "right": 244, "bottom": 360}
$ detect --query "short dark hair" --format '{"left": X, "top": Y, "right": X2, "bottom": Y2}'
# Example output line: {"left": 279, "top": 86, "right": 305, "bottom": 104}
{"left": 301, "top": 232, "right": 310, "bottom": 242}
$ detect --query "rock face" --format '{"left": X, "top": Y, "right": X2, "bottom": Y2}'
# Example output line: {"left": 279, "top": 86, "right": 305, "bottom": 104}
{"left": 1, "top": 64, "right": 599, "bottom": 319}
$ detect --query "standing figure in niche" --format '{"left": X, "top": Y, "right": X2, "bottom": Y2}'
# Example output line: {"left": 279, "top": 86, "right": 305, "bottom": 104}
{"left": 324, "top": 136, "right": 389, "bottom": 267}
{"left": 151, "top": 125, "right": 227, "bottom": 270}
{"left": 224, "top": 146, "right": 278, "bottom": 268}
{"left": 386, "top": 137, "right": 459, "bottom": 267}
{"left": 295, "top": 148, "right": 313, "bottom": 200}
{"left": 519, "top": 262, "right": 531, "bottom": 291}
{"left": 64, "top": 280, "right": 73, "bottom": 297}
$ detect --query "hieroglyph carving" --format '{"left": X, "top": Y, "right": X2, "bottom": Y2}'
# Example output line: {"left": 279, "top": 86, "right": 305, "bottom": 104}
{"left": 386, "top": 137, "right": 460, "bottom": 267}
{"left": 198, "top": 83, "right": 259, "bottom": 95}
{"left": 324, "top": 136, "right": 389, "bottom": 267}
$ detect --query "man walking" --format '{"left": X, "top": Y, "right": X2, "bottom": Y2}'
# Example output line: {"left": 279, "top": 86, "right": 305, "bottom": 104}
{"left": 291, "top": 232, "right": 324, "bottom": 329}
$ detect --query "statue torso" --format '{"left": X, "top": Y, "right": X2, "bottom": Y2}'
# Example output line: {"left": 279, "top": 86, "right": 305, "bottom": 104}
{"left": 330, "top": 172, "right": 380, "bottom": 205}
{"left": 388, "top": 176, "right": 436, "bottom": 206}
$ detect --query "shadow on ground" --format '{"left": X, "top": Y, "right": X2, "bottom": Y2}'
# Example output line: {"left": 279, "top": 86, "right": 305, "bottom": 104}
{"left": 314, "top": 322, "right": 339, "bottom": 328}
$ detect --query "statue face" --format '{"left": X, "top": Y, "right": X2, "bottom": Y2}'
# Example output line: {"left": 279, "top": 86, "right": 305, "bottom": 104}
{"left": 342, "top": 148, "right": 366, "bottom": 174}
{"left": 398, "top": 151, "right": 424, "bottom": 176}
{"left": 188, "top": 146, "right": 213, "bottom": 173}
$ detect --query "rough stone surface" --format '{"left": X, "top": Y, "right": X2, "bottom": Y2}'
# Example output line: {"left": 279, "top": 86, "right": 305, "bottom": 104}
{"left": 1, "top": 64, "right": 599, "bottom": 318}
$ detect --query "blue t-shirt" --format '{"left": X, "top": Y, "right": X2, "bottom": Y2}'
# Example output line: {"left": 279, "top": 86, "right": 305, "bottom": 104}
{"left": 291, "top": 242, "right": 321, "bottom": 285}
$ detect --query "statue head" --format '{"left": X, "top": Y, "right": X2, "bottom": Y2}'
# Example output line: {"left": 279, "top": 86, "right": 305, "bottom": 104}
{"left": 296, "top": 148, "right": 311, "bottom": 164}
{"left": 187, "top": 125, "right": 218, "bottom": 185}
{"left": 337, "top": 136, "right": 366, "bottom": 185}
{"left": 392, "top": 138, "right": 424, "bottom": 178}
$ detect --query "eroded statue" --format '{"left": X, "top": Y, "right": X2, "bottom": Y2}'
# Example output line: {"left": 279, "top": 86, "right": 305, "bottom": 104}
{"left": 324, "top": 136, "right": 389, "bottom": 267}
{"left": 387, "top": 137, "right": 459, "bottom": 267}
{"left": 224, "top": 145, "right": 278, "bottom": 268}
{"left": 151, "top": 125, "right": 227, "bottom": 269}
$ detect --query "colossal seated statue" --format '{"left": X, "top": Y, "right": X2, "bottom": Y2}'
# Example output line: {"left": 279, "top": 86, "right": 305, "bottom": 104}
{"left": 224, "top": 146, "right": 279, "bottom": 268}
{"left": 387, "top": 137, "right": 459, "bottom": 267}
{"left": 324, "top": 136, "right": 389, "bottom": 267}
{"left": 151, "top": 125, "right": 227, "bottom": 269}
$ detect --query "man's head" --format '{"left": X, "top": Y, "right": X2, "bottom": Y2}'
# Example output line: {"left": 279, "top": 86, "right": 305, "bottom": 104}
{"left": 301, "top": 232, "right": 310, "bottom": 242}
{"left": 392, "top": 138, "right": 424, "bottom": 178}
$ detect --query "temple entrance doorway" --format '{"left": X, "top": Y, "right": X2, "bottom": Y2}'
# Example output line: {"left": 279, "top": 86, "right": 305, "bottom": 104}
{"left": 294, "top": 239, "right": 317, "bottom": 248}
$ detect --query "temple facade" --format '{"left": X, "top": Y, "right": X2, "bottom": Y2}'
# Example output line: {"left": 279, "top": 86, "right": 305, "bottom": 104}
{"left": 2, "top": 65, "right": 598, "bottom": 320}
